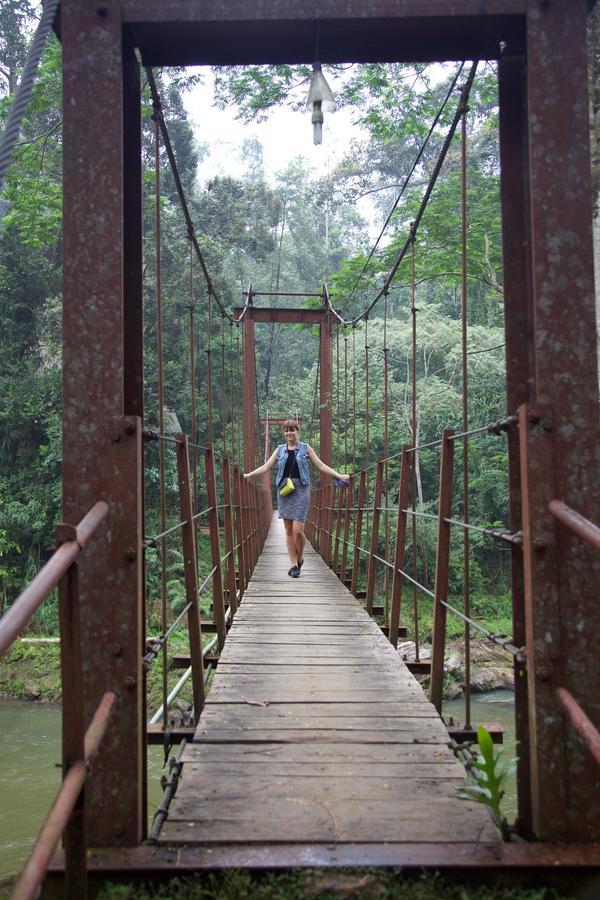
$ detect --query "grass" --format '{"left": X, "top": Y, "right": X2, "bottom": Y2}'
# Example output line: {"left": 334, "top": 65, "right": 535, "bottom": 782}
{"left": 93, "top": 869, "right": 572, "bottom": 900}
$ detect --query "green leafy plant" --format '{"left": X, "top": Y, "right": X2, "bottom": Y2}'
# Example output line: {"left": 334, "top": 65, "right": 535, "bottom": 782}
{"left": 457, "top": 724, "right": 516, "bottom": 842}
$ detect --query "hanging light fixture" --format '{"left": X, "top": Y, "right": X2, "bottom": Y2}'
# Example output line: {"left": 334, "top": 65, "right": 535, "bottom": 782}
{"left": 306, "top": 63, "right": 336, "bottom": 145}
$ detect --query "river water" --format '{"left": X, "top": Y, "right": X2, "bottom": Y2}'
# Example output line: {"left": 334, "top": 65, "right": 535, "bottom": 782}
{"left": 0, "top": 691, "right": 517, "bottom": 880}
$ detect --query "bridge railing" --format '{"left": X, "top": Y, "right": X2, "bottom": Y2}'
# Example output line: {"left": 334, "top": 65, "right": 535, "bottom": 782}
{"left": 0, "top": 501, "right": 115, "bottom": 900}
{"left": 548, "top": 501, "right": 600, "bottom": 769}
{"left": 306, "top": 413, "right": 524, "bottom": 737}
{"left": 141, "top": 433, "right": 269, "bottom": 731}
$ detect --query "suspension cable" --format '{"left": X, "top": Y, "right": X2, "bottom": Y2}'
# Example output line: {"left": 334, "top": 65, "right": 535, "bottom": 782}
{"left": 145, "top": 68, "right": 237, "bottom": 321}
{"left": 0, "top": 0, "right": 60, "bottom": 186}
{"left": 341, "top": 61, "right": 465, "bottom": 309}
{"left": 324, "top": 62, "right": 478, "bottom": 326}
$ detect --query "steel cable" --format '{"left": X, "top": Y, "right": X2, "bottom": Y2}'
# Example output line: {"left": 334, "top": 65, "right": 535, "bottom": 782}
{"left": 324, "top": 63, "right": 478, "bottom": 326}
{"left": 0, "top": 0, "right": 60, "bottom": 186}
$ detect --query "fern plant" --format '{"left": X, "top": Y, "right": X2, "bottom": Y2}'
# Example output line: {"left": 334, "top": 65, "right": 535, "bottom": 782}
{"left": 457, "top": 724, "right": 516, "bottom": 842}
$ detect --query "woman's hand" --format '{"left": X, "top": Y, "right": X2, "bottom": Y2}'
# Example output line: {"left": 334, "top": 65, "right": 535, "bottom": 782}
{"left": 243, "top": 473, "right": 250, "bottom": 479}
{"left": 337, "top": 473, "right": 351, "bottom": 484}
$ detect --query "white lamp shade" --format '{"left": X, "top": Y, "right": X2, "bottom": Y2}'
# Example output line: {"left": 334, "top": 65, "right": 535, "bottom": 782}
{"left": 306, "top": 64, "right": 336, "bottom": 113}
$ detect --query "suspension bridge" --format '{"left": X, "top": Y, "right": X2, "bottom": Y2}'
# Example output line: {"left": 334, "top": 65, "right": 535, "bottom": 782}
{"left": 1, "top": 1, "right": 599, "bottom": 897}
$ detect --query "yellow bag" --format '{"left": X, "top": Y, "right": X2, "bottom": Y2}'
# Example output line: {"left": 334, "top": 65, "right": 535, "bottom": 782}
{"left": 279, "top": 477, "right": 295, "bottom": 497}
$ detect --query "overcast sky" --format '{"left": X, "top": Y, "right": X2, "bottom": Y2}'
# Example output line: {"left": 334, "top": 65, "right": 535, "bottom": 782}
{"left": 183, "top": 67, "right": 368, "bottom": 186}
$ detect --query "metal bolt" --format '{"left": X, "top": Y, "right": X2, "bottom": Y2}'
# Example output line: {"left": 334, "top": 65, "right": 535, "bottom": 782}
{"left": 97, "top": 5, "right": 109, "bottom": 17}
{"left": 113, "top": 646, "right": 123, "bottom": 658}
{"left": 542, "top": 417, "right": 553, "bottom": 431}
{"left": 549, "top": 648, "right": 561, "bottom": 662}
{"left": 536, "top": 666, "right": 551, "bottom": 681}
{"left": 125, "top": 547, "right": 136, "bottom": 562}
{"left": 124, "top": 676, "right": 136, "bottom": 690}
{"left": 124, "top": 418, "right": 136, "bottom": 435}
{"left": 528, "top": 409, "right": 540, "bottom": 424}
{"left": 111, "top": 431, "right": 122, "bottom": 443}
{"left": 533, "top": 538, "right": 546, "bottom": 551}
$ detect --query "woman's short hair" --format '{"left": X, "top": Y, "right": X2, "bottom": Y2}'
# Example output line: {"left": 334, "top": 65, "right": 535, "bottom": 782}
{"left": 282, "top": 419, "right": 299, "bottom": 431}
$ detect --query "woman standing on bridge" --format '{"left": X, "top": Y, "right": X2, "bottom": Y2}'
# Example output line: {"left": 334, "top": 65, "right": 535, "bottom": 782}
{"left": 244, "top": 420, "right": 350, "bottom": 577}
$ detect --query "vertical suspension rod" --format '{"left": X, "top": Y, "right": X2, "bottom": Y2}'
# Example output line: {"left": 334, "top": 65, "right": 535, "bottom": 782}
{"left": 153, "top": 113, "right": 168, "bottom": 729}
{"left": 383, "top": 291, "right": 390, "bottom": 615}
{"left": 188, "top": 240, "right": 197, "bottom": 512}
{"left": 411, "top": 236, "right": 420, "bottom": 660}
{"left": 461, "top": 104, "right": 472, "bottom": 729}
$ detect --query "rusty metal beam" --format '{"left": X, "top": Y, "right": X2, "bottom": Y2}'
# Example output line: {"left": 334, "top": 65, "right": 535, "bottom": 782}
{"left": 497, "top": 52, "right": 533, "bottom": 839}
{"left": 49, "top": 840, "right": 600, "bottom": 874}
{"left": 524, "top": 0, "right": 600, "bottom": 842}
{"left": 234, "top": 308, "right": 325, "bottom": 324}
{"left": 124, "top": 2, "right": 525, "bottom": 66}
{"left": 62, "top": 0, "right": 144, "bottom": 846}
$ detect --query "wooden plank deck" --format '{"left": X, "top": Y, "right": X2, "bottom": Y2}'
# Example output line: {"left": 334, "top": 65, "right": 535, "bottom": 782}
{"left": 158, "top": 515, "right": 498, "bottom": 850}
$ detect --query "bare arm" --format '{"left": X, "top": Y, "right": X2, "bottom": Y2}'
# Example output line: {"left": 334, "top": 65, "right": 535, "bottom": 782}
{"left": 307, "top": 445, "right": 350, "bottom": 482}
{"left": 244, "top": 448, "right": 278, "bottom": 479}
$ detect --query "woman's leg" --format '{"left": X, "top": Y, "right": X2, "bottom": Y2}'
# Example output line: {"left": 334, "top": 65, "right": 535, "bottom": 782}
{"left": 293, "top": 521, "right": 305, "bottom": 567}
{"left": 283, "top": 518, "right": 296, "bottom": 564}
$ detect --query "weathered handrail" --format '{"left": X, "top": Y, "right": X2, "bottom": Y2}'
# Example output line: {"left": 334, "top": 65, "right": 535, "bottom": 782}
{"left": 556, "top": 687, "right": 600, "bottom": 768}
{"left": 0, "top": 501, "right": 109, "bottom": 657}
{"left": 549, "top": 499, "right": 600, "bottom": 550}
{"left": 11, "top": 691, "right": 116, "bottom": 900}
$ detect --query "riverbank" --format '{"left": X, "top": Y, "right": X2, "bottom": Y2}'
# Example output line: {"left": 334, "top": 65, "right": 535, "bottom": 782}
{"left": 0, "top": 638, "right": 196, "bottom": 713}
{"left": 1, "top": 635, "right": 514, "bottom": 707}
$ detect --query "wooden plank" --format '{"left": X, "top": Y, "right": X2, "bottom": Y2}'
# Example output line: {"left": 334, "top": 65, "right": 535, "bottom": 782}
{"left": 159, "top": 517, "right": 497, "bottom": 850}
{"left": 178, "top": 761, "right": 465, "bottom": 779}
{"left": 192, "top": 702, "right": 439, "bottom": 720}
{"left": 161, "top": 795, "right": 497, "bottom": 844}
{"left": 181, "top": 741, "right": 458, "bottom": 765}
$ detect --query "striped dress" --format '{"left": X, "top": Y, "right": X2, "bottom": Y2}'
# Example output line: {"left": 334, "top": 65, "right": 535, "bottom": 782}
{"left": 277, "top": 477, "right": 310, "bottom": 522}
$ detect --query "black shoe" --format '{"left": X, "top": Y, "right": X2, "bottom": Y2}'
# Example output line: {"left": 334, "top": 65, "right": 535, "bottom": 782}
{"left": 290, "top": 565, "right": 301, "bottom": 578}
{"left": 298, "top": 558, "right": 304, "bottom": 569}
{"left": 288, "top": 566, "right": 294, "bottom": 576}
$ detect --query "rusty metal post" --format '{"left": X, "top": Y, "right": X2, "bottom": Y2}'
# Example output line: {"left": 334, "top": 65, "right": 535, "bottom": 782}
{"left": 242, "top": 310, "right": 256, "bottom": 474}
{"left": 497, "top": 52, "right": 533, "bottom": 839}
{"left": 205, "top": 444, "right": 226, "bottom": 651}
{"left": 313, "top": 487, "right": 322, "bottom": 554}
{"left": 523, "top": 0, "right": 600, "bottom": 842}
{"left": 339, "top": 481, "right": 354, "bottom": 586}
{"left": 57, "top": 526, "right": 87, "bottom": 900}
{"left": 366, "top": 459, "right": 384, "bottom": 616}
{"left": 232, "top": 465, "right": 247, "bottom": 599}
{"left": 350, "top": 469, "right": 367, "bottom": 598}
{"left": 62, "top": 0, "right": 144, "bottom": 845}
{"left": 389, "top": 447, "right": 411, "bottom": 648}
{"left": 175, "top": 436, "right": 205, "bottom": 720}
{"left": 319, "top": 313, "right": 333, "bottom": 478}
{"left": 430, "top": 430, "right": 455, "bottom": 714}
{"left": 332, "top": 488, "right": 343, "bottom": 573}
{"left": 221, "top": 456, "right": 238, "bottom": 616}
{"left": 518, "top": 403, "right": 569, "bottom": 838}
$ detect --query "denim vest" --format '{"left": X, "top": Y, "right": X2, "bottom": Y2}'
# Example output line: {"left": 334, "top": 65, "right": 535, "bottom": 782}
{"left": 276, "top": 442, "right": 310, "bottom": 487}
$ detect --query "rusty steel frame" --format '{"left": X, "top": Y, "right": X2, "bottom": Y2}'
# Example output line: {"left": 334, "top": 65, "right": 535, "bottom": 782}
{"left": 175, "top": 436, "right": 205, "bottom": 719}
{"left": 47, "top": 839, "right": 600, "bottom": 876}
{"left": 365, "top": 460, "right": 384, "bottom": 616}
{"left": 429, "top": 430, "right": 455, "bottom": 715}
{"left": 389, "top": 447, "right": 412, "bottom": 648}
{"left": 205, "top": 444, "right": 226, "bottom": 651}
{"left": 221, "top": 455, "right": 238, "bottom": 616}
{"left": 350, "top": 469, "right": 367, "bottom": 597}
{"left": 236, "top": 306, "right": 333, "bottom": 479}
{"left": 56, "top": 0, "right": 599, "bottom": 861}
